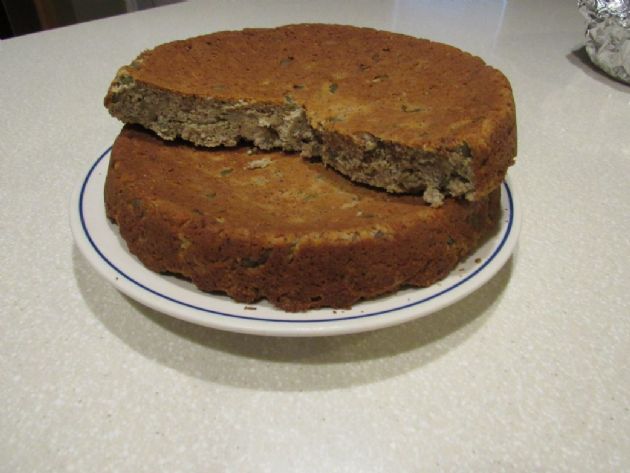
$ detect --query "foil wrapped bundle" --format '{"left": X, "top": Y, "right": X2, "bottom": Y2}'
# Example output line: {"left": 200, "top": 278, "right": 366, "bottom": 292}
{"left": 578, "top": 0, "right": 630, "bottom": 84}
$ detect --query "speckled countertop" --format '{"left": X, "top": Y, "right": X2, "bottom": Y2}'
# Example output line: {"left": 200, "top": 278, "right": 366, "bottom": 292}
{"left": 1, "top": 0, "right": 629, "bottom": 471}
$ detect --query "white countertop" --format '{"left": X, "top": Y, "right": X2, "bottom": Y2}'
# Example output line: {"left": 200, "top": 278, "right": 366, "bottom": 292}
{"left": 1, "top": 0, "right": 629, "bottom": 471}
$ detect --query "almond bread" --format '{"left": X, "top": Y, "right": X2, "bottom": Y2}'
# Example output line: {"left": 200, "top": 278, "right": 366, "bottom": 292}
{"left": 104, "top": 126, "right": 501, "bottom": 311}
{"left": 105, "top": 24, "right": 516, "bottom": 206}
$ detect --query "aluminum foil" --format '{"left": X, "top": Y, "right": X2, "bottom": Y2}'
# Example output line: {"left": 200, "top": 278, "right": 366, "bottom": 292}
{"left": 578, "top": 0, "right": 630, "bottom": 84}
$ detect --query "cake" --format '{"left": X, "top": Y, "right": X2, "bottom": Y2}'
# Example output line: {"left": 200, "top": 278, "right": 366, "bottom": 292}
{"left": 104, "top": 126, "right": 501, "bottom": 312}
{"left": 105, "top": 24, "right": 516, "bottom": 206}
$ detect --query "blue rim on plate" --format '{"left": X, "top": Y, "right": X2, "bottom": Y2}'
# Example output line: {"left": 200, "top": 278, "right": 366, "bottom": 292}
{"left": 72, "top": 146, "right": 520, "bottom": 336}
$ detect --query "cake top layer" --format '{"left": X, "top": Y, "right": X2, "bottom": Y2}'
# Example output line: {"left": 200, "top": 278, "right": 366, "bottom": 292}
{"left": 119, "top": 24, "right": 515, "bottom": 152}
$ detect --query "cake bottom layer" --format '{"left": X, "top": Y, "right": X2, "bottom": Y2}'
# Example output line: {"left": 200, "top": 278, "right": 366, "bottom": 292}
{"left": 105, "top": 126, "right": 501, "bottom": 311}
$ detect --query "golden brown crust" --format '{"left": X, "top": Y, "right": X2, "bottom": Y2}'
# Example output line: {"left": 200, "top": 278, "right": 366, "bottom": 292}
{"left": 105, "top": 126, "right": 501, "bottom": 311}
{"left": 105, "top": 24, "right": 516, "bottom": 202}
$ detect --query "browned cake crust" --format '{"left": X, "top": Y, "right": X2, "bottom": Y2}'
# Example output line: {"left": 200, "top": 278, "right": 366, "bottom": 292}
{"left": 105, "top": 126, "right": 501, "bottom": 311}
{"left": 105, "top": 24, "right": 516, "bottom": 206}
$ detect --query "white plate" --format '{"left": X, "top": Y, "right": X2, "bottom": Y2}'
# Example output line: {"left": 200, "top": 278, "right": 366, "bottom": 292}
{"left": 71, "top": 146, "right": 521, "bottom": 337}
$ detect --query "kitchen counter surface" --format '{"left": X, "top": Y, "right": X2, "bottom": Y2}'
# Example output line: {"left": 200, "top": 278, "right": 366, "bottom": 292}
{"left": 1, "top": 0, "right": 628, "bottom": 471}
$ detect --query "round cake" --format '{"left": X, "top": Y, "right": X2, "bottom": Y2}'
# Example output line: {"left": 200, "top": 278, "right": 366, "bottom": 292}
{"left": 105, "top": 24, "right": 516, "bottom": 206}
{"left": 105, "top": 126, "right": 501, "bottom": 311}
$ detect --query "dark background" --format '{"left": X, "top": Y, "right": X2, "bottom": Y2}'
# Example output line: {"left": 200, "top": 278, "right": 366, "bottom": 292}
{"left": 1, "top": 0, "right": 181, "bottom": 39}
